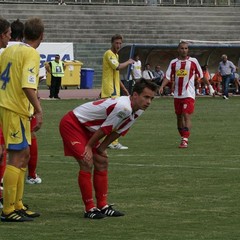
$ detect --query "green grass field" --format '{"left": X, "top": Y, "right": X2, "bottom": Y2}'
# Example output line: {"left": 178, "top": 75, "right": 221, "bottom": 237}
{"left": 1, "top": 96, "right": 240, "bottom": 240}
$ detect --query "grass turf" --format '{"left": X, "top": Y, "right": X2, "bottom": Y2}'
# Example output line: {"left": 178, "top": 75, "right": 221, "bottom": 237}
{"left": 0, "top": 96, "right": 240, "bottom": 240}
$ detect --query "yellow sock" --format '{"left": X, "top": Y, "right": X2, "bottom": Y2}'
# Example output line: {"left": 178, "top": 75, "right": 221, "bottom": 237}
{"left": 3, "top": 165, "right": 21, "bottom": 214}
{"left": 14, "top": 168, "right": 26, "bottom": 210}
{"left": 112, "top": 138, "right": 118, "bottom": 146}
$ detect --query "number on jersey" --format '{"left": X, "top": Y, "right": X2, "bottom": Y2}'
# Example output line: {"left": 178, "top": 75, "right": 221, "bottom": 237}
{"left": 0, "top": 62, "right": 12, "bottom": 90}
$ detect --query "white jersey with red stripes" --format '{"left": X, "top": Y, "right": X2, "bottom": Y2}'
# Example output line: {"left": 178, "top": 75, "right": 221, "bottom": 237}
{"left": 73, "top": 96, "right": 143, "bottom": 136}
{"left": 165, "top": 56, "right": 203, "bottom": 99}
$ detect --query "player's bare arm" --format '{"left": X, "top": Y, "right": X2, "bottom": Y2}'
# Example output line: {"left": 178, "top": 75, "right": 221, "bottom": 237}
{"left": 83, "top": 128, "right": 107, "bottom": 163}
{"left": 117, "top": 59, "right": 134, "bottom": 70}
{"left": 159, "top": 78, "right": 170, "bottom": 94}
{"left": 23, "top": 88, "right": 43, "bottom": 131}
{"left": 98, "top": 131, "right": 120, "bottom": 152}
{"left": 120, "top": 81, "right": 129, "bottom": 96}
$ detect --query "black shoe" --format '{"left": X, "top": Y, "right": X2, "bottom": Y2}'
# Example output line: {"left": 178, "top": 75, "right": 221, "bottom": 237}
{"left": 101, "top": 204, "right": 124, "bottom": 217}
{"left": 54, "top": 96, "right": 61, "bottom": 100}
{"left": 17, "top": 206, "right": 40, "bottom": 218}
{"left": 84, "top": 208, "right": 106, "bottom": 219}
{"left": 1, "top": 210, "right": 33, "bottom": 222}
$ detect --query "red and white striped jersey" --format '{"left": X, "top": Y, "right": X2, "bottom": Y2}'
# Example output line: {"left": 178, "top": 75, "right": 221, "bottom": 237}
{"left": 165, "top": 57, "right": 203, "bottom": 99}
{"left": 73, "top": 96, "right": 143, "bottom": 136}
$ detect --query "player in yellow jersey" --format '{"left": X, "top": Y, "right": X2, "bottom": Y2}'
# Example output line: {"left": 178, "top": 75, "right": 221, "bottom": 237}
{"left": 101, "top": 34, "right": 134, "bottom": 150}
{"left": 0, "top": 17, "right": 44, "bottom": 222}
{"left": 10, "top": 18, "right": 42, "bottom": 185}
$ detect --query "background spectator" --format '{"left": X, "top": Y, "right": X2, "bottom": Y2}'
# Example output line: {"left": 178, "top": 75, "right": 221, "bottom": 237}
{"left": 142, "top": 63, "right": 154, "bottom": 80}
{"left": 218, "top": 54, "right": 236, "bottom": 99}
{"left": 210, "top": 72, "right": 222, "bottom": 95}
{"left": 45, "top": 54, "right": 65, "bottom": 99}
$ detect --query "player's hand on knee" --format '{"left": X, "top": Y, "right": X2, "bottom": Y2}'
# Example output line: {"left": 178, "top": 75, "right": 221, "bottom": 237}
{"left": 83, "top": 145, "right": 93, "bottom": 165}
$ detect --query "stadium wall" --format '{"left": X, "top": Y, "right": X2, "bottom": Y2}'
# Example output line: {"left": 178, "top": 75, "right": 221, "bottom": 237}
{"left": 0, "top": 3, "right": 239, "bottom": 87}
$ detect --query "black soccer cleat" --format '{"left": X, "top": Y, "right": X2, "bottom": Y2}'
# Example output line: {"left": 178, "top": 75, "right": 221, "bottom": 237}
{"left": 84, "top": 208, "right": 106, "bottom": 220}
{"left": 17, "top": 206, "right": 40, "bottom": 218}
{"left": 1, "top": 210, "right": 33, "bottom": 222}
{"left": 101, "top": 204, "right": 124, "bottom": 217}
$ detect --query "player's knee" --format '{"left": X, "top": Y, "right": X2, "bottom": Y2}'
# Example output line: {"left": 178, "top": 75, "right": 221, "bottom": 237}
{"left": 93, "top": 154, "right": 108, "bottom": 171}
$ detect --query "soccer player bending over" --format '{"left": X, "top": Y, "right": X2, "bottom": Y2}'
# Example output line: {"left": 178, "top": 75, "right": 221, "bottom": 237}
{"left": 59, "top": 79, "right": 158, "bottom": 219}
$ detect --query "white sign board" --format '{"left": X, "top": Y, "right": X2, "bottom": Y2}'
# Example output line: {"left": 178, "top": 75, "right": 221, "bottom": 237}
{"left": 37, "top": 42, "right": 74, "bottom": 76}
{"left": 0, "top": 42, "right": 74, "bottom": 77}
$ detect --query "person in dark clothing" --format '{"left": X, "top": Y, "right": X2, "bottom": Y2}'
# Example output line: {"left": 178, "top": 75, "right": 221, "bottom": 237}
{"left": 45, "top": 54, "right": 65, "bottom": 99}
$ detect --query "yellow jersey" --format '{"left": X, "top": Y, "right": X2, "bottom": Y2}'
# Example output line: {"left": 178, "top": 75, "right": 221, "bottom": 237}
{"left": 101, "top": 49, "right": 120, "bottom": 98}
{"left": 0, "top": 43, "right": 40, "bottom": 118}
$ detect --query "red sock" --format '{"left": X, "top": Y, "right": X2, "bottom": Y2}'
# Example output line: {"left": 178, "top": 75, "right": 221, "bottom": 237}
{"left": 178, "top": 128, "right": 184, "bottom": 137}
{"left": 28, "top": 137, "right": 38, "bottom": 178}
{"left": 0, "top": 150, "right": 7, "bottom": 199}
{"left": 78, "top": 170, "right": 95, "bottom": 212}
{"left": 93, "top": 170, "right": 108, "bottom": 209}
{"left": 182, "top": 127, "right": 190, "bottom": 139}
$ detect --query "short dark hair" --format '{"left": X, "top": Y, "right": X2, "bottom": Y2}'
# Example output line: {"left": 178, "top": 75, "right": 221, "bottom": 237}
{"left": 0, "top": 17, "right": 10, "bottom": 35}
{"left": 132, "top": 78, "right": 158, "bottom": 96}
{"left": 111, "top": 34, "right": 123, "bottom": 43}
{"left": 24, "top": 17, "right": 44, "bottom": 41}
{"left": 11, "top": 19, "right": 24, "bottom": 41}
{"left": 178, "top": 41, "right": 189, "bottom": 48}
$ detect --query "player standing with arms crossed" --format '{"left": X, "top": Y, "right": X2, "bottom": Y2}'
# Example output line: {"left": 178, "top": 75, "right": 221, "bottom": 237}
{"left": 160, "top": 41, "right": 214, "bottom": 148}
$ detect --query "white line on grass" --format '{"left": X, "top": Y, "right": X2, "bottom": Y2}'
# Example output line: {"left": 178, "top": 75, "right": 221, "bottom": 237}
{"left": 40, "top": 153, "right": 240, "bottom": 157}
{"left": 40, "top": 154, "right": 240, "bottom": 171}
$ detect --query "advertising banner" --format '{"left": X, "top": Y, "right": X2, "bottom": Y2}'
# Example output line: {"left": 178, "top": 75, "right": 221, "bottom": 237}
{"left": 37, "top": 42, "right": 74, "bottom": 77}
{"left": 0, "top": 42, "right": 74, "bottom": 77}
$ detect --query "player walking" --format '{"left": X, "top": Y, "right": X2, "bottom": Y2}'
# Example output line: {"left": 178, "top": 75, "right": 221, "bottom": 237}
{"left": 160, "top": 41, "right": 214, "bottom": 148}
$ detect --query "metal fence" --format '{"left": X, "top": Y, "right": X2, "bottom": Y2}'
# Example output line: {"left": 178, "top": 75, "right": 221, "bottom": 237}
{"left": 0, "top": 0, "right": 240, "bottom": 5}
{"left": 77, "top": 0, "right": 238, "bottom": 5}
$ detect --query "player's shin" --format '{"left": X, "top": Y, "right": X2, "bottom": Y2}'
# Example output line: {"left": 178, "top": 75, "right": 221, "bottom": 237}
{"left": 78, "top": 170, "right": 95, "bottom": 212}
{"left": 93, "top": 170, "right": 108, "bottom": 209}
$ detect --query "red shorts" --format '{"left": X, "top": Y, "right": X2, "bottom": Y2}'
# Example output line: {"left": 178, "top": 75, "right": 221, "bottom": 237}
{"left": 59, "top": 111, "right": 99, "bottom": 160}
{"left": 0, "top": 127, "right": 4, "bottom": 145}
{"left": 174, "top": 98, "right": 195, "bottom": 115}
